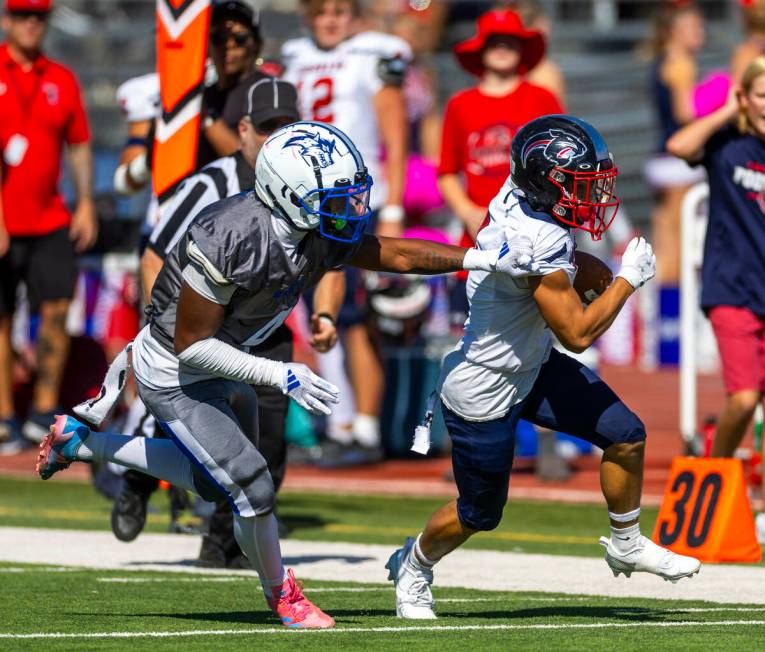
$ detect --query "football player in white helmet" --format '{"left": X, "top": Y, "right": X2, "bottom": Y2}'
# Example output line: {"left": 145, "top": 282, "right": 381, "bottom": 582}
{"left": 38, "top": 121, "right": 536, "bottom": 630}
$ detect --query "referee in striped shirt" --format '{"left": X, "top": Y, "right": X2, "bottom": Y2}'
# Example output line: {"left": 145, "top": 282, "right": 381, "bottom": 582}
{"left": 116, "top": 78, "right": 342, "bottom": 566}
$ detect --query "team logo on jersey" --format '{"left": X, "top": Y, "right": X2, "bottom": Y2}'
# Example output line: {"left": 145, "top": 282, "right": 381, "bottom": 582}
{"left": 283, "top": 130, "right": 337, "bottom": 168}
{"left": 42, "top": 82, "right": 59, "bottom": 106}
{"left": 521, "top": 129, "right": 587, "bottom": 168}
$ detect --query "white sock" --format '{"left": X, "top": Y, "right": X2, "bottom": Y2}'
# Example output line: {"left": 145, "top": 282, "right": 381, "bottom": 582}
{"left": 85, "top": 431, "right": 196, "bottom": 493}
{"left": 412, "top": 533, "right": 437, "bottom": 568}
{"left": 353, "top": 413, "right": 380, "bottom": 448}
{"left": 610, "top": 522, "right": 642, "bottom": 554}
{"left": 233, "top": 513, "right": 287, "bottom": 593}
{"left": 327, "top": 424, "right": 354, "bottom": 446}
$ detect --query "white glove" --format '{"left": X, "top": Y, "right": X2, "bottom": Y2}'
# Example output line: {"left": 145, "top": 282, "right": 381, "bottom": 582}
{"left": 279, "top": 363, "right": 340, "bottom": 416}
{"left": 617, "top": 236, "right": 656, "bottom": 289}
{"left": 498, "top": 234, "right": 540, "bottom": 277}
{"left": 463, "top": 235, "right": 540, "bottom": 278}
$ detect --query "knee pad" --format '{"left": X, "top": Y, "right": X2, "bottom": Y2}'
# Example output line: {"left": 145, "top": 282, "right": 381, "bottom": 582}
{"left": 621, "top": 413, "right": 647, "bottom": 444}
{"left": 604, "top": 407, "right": 646, "bottom": 446}
{"left": 456, "top": 494, "right": 506, "bottom": 532}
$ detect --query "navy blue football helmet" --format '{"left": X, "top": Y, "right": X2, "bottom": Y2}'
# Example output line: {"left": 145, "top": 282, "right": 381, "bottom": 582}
{"left": 511, "top": 115, "right": 619, "bottom": 239}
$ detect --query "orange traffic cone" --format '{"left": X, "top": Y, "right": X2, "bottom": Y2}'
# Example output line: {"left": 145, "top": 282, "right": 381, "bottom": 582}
{"left": 652, "top": 457, "right": 761, "bottom": 563}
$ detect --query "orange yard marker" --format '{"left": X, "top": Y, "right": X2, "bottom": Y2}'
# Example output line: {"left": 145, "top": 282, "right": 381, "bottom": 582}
{"left": 652, "top": 457, "right": 761, "bottom": 563}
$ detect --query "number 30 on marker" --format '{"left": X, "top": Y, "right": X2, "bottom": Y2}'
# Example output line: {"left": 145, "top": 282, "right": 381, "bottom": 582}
{"left": 651, "top": 457, "right": 761, "bottom": 563}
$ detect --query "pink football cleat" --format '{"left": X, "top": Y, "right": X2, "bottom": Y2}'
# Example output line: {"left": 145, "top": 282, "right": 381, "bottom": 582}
{"left": 266, "top": 569, "right": 335, "bottom": 629}
{"left": 35, "top": 415, "right": 90, "bottom": 480}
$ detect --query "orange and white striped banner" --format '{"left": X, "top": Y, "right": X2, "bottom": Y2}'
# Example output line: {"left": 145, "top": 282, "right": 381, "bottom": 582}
{"left": 153, "top": 0, "right": 211, "bottom": 204}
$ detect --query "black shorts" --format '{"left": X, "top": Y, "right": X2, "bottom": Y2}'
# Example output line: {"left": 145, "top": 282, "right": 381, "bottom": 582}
{"left": 0, "top": 227, "right": 77, "bottom": 316}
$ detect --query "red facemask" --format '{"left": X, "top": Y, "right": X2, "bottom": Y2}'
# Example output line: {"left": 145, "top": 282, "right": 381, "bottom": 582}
{"left": 548, "top": 166, "right": 620, "bottom": 240}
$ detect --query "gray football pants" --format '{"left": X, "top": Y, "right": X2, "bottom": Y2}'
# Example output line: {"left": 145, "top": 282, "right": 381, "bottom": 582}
{"left": 136, "top": 377, "right": 275, "bottom": 518}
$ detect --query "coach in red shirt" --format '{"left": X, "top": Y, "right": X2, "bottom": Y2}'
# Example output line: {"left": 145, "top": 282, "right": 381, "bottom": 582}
{"left": 439, "top": 9, "right": 563, "bottom": 246}
{"left": 0, "top": 0, "right": 96, "bottom": 452}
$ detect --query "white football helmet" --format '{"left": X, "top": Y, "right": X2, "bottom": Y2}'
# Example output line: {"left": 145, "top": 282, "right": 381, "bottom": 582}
{"left": 255, "top": 121, "right": 373, "bottom": 243}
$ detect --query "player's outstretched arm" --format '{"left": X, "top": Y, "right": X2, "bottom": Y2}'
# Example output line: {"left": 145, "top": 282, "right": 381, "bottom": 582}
{"left": 349, "top": 234, "right": 468, "bottom": 274}
{"left": 531, "top": 236, "right": 655, "bottom": 353}
{"left": 348, "top": 234, "right": 538, "bottom": 277}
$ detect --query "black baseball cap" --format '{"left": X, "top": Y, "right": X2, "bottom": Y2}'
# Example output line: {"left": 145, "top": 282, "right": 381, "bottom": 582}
{"left": 211, "top": 0, "right": 260, "bottom": 37}
{"left": 245, "top": 78, "right": 300, "bottom": 128}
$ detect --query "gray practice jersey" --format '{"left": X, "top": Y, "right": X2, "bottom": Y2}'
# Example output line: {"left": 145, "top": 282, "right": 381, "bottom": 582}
{"left": 132, "top": 191, "right": 360, "bottom": 389}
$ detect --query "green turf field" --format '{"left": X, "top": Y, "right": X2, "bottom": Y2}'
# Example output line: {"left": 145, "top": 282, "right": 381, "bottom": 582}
{"left": 0, "top": 476, "right": 658, "bottom": 557}
{"left": 2, "top": 476, "right": 764, "bottom": 649}
{"left": 0, "top": 563, "right": 763, "bottom": 651}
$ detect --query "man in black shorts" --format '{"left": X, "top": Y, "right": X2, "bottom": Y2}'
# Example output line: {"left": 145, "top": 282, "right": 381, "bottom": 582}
{"left": 0, "top": 0, "right": 97, "bottom": 453}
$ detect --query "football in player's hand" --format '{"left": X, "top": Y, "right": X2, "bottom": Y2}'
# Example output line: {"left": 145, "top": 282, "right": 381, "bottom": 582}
{"left": 574, "top": 251, "right": 613, "bottom": 304}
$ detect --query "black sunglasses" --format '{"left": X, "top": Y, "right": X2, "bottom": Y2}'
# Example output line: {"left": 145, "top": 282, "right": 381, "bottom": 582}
{"left": 210, "top": 31, "right": 251, "bottom": 47}
{"left": 8, "top": 10, "right": 49, "bottom": 21}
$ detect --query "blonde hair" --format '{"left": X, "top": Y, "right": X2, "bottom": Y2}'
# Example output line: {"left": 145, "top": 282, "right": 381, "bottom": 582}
{"left": 739, "top": 55, "right": 765, "bottom": 132}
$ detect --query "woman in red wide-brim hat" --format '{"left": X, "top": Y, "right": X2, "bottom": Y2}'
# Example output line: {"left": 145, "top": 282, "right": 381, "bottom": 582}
{"left": 437, "top": 8, "right": 563, "bottom": 284}
{"left": 453, "top": 8, "right": 546, "bottom": 77}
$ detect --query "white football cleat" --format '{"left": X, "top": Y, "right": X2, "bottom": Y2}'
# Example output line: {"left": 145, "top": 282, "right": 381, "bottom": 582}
{"left": 385, "top": 537, "right": 437, "bottom": 619}
{"left": 599, "top": 534, "right": 701, "bottom": 583}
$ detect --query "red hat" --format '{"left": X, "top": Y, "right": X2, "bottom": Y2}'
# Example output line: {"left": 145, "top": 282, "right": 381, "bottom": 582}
{"left": 454, "top": 9, "right": 545, "bottom": 77}
{"left": 5, "top": 0, "right": 51, "bottom": 12}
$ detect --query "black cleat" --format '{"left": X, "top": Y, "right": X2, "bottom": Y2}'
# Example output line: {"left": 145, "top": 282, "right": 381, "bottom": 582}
{"left": 111, "top": 483, "right": 150, "bottom": 542}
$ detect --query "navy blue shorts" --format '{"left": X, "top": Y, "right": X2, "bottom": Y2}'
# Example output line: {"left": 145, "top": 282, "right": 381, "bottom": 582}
{"left": 444, "top": 349, "right": 646, "bottom": 531}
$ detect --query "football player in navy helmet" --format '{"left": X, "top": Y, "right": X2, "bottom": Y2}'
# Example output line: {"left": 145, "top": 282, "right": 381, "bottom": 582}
{"left": 386, "top": 115, "right": 700, "bottom": 620}
{"left": 510, "top": 114, "right": 620, "bottom": 240}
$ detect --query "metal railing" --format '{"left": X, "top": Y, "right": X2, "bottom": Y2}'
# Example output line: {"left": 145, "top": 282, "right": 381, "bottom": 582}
{"left": 679, "top": 181, "right": 709, "bottom": 447}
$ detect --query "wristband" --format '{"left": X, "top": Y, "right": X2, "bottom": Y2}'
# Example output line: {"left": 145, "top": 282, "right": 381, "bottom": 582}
{"left": 317, "top": 312, "right": 335, "bottom": 327}
{"left": 462, "top": 247, "right": 493, "bottom": 272}
{"left": 113, "top": 164, "right": 131, "bottom": 196}
{"left": 128, "top": 152, "right": 150, "bottom": 185}
{"left": 378, "top": 204, "right": 405, "bottom": 223}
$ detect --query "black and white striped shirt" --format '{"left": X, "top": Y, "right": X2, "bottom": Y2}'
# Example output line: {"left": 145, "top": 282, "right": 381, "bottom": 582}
{"left": 147, "top": 151, "right": 256, "bottom": 260}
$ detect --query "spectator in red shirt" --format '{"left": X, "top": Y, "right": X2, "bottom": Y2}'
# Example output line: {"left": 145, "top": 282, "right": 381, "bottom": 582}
{"left": 438, "top": 8, "right": 563, "bottom": 245}
{"left": 0, "top": 0, "right": 96, "bottom": 453}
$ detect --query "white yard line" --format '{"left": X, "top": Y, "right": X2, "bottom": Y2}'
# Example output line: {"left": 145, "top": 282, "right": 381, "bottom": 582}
{"left": 2, "top": 621, "right": 765, "bottom": 640}
{"left": 1, "top": 526, "right": 765, "bottom": 605}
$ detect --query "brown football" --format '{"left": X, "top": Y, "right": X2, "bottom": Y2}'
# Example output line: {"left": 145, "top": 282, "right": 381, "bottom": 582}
{"left": 574, "top": 251, "right": 613, "bottom": 304}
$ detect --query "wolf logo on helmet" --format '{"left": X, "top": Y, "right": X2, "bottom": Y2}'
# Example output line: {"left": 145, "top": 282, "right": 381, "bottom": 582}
{"left": 283, "top": 129, "right": 338, "bottom": 168}
{"left": 256, "top": 121, "right": 373, "bottom": 243}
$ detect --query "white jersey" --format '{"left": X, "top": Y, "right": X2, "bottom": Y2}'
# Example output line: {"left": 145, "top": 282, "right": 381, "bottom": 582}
{"left": 440, "top": 183, "right": 577, "bottom": 422}
{"left": 116, "top": 73, "right": 160, "bottom": 123}
{"left": 282, "top": 31, "right": 412, "bottom": 210}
